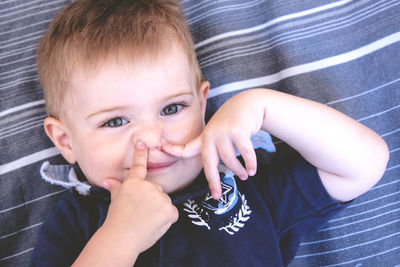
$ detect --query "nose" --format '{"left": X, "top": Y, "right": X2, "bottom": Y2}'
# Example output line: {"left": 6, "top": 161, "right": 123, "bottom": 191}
{"left": 131, "top": 119, "right": 163, "bottom": 150}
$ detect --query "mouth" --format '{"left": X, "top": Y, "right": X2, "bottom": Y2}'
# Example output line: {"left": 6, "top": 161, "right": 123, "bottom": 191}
{"left": 147, "top": 160, "right": 177, "bottom": 171}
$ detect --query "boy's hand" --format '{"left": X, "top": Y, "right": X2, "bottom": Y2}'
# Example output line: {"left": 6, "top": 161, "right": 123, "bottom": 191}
{"left": 162, "top": 90, "right": 266, "bottom": 200}
{"left": 102, "top": 141, "right": 179, "bottom": 258}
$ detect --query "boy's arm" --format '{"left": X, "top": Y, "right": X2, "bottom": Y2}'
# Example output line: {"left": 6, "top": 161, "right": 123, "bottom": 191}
{"left": 163, "top": 89, "right": 389, "bottom": 202}
{"left": 256, "top": 89, "right": 389, "bottom": 202}
{"left": 72, "top": 142, "right": 178, "bottom": 266}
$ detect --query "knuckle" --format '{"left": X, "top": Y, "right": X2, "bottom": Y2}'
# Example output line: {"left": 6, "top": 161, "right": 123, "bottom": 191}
{"left": 202, "top": 155, "right": 217, "bottom": 168}
{"left": 171, "top": 206, "right": 179, "bottom": 222}
{"left": 123, "top": 178, "right": 137, "bottom": 188}
{"left": 240, "top": 146, "right": 254, "bottom": 157}
{"left": 221, "top": 155, "right": 238, "bottom": 168}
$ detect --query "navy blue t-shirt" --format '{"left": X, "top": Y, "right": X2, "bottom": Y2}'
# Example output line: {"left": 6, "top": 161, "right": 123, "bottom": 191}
{"left": 30, "top": 150, "right": 345, "bottom": 266}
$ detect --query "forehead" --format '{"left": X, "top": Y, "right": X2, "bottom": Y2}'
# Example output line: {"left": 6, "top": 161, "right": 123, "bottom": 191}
{"left": 63, "top": 45, "right": 197, "bottom": 115}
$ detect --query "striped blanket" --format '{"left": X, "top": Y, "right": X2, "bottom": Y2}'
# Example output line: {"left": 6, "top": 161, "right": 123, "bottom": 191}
{"left": 1, "top": 0, "right": 399, "bottom": 266}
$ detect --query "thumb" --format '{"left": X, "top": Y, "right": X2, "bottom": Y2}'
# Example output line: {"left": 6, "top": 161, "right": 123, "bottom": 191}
{"left": 103, "top": 178, "right": 122, "bottom": 200}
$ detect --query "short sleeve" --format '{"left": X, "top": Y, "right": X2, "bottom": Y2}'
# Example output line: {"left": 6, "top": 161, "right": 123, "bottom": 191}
{"left": 251, "top": 149, "right": 346, "bottom": 263}
{"left": 29, "top": 193, "right": 86, "bottom": 267}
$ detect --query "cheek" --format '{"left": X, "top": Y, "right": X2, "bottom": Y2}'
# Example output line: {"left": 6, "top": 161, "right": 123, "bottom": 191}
{"left": 165, "top": 112, "right": 204, "bottom": 144}
{"left": 73, "top": 135, "right": 130, "bottom": 185}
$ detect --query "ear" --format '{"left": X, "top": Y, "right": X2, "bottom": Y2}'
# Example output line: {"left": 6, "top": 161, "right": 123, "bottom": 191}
{"left": 44, "top": 117, "right": 77, "bottom": 164}
{"left": 198, "top": 80, "right": 210, "bottom": 119}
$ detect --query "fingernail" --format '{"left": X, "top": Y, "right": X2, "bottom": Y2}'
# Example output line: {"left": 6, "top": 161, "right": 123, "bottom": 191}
{"left": 136, "top": 141, "right": 146, "bottom": 150}
{"left": 248, "top": 169, "right": 255, "bottom": 176}
{"left": 103, "top": 181, "right": 110, "bottom": 191}
{"left": 239, "top": 174, "right": 248, "bottom": 180}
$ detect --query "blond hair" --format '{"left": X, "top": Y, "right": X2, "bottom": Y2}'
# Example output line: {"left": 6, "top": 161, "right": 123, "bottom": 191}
{"left": 37, "top": 0, "right": 203, "bottom": 118}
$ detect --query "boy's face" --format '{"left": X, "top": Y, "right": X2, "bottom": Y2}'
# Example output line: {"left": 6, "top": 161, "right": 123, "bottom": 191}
{"left": 49, "top": 44, "right": 209, "bottom": 193}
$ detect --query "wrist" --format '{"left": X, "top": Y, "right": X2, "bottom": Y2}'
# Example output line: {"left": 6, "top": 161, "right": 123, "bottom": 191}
{"left": 100, "top": 220, "right": 142, "bottom": 257}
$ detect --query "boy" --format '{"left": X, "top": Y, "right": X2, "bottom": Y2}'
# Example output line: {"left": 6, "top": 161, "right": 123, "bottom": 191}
{"left": 30, "top": 0, "right": 389, "bottom": 266}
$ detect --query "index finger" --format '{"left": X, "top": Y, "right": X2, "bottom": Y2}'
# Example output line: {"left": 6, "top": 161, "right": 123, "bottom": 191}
{"left": 126, "top": 141, "right": 148, "bottom": 180}
{"left": 202, "top": 140, "right": 222, "bottom": 199}
{"left": 161, "top": 135, "right": 202, "bottom": 158}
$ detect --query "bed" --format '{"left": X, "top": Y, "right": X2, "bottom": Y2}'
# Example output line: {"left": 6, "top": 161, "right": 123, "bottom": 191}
{"left": 1, "top": 0, "right": 399, "bottom": 265}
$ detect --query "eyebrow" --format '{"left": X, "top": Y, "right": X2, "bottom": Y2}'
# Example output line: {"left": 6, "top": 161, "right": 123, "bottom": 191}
{"left": 86, "top": 105, "right": 130, "bottom": 120}
{"left": 86, "top": 91, "right": 194, "bottom": 119}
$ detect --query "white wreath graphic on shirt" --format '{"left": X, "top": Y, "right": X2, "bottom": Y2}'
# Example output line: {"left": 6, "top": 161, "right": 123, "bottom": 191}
{"left": 219, "top": 194, "right": 251, "bottom": 235}
{"left": 183, "top": 193, "right": 251, "bottom": 235}
{"left": 183, "top": 199, "right": 210, "bottom": 230}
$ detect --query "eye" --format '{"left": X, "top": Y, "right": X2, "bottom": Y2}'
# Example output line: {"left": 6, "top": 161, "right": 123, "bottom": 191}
{"left": 101, "top": 117, "right": 128, "bottom": 128}
{"left": 161, "top": 103, "right": 184, "bottom": 116}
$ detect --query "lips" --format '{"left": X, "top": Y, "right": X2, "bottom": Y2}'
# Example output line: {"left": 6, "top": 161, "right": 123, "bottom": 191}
{"left": 147, "top": 160, "right": 177, "bottom": 171}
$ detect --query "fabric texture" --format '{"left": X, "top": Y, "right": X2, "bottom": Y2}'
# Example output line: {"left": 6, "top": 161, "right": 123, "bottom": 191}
{"left": 1, "top": 0, "right": 399, "bottom": 266}
{"left": 29, "top": 151, "right": 344, "bottom": 266}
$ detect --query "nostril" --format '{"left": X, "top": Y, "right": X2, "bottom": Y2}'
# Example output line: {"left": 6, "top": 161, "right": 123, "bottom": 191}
{"left": 131, "top": 121, "right": 163, "bottom": 150}
{"left": 139, "top": 139, "right": 163, "bottom": 150}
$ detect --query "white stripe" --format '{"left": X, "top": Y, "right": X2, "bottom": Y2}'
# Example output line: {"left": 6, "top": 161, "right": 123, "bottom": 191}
{"left": 300, "top": 218, "right": 400, "bottom": 245}
{"left": 0, "top": 113, "right": 45, "bottom": 131}
{"left": 0, "top": 54, "right": 36, "bottom": 67}
{"left": 207, "top": 32, "right": 400, "bottom": 99}
{"left": 0, "top": 5, "right": 63, "bottom": 26}
{"left": 325, "top": 77, "right": 400, "bottom": 105}
{"left": 0, "top": 0, "right": 65, "bottom": 18}
{"left": 297, "top": 231, "right": 400, "bottom": 257}
{"left": 187, "top": 0, "right": 265, "bottom": 25}
{"left": 0, "top": 147, "right": 59, "bottom": 175}
{"left": 0, "top": 67, "right": 36, "bottom": 81}
{"left": 352, "top": 189, "right": 400, "bottom": 207}
{"left": 345, "top": 190, "right": 400, "bottom": 209}
{"left": 0, "top": 188, "right": 67, "bottom": 214}
{"left": 185, "top": 0, "right": 259, "bottom": 15}
{"left": 0, "top": 43, "right": 36, "bottom": 58}
{"left": 183, "top": 0, "right": 213, "bottom": 14}
{"left": 0, "top": 76, "right": 38, "bottom": 91}
{"left": 321, "top": 206, "right": 400, "bottom": 232}
{"left": 381, "top": 128, "right": 400, "bottom": 137}
{"left": 0, "top": 117, "right": 45, "bottom": 138}
{"left": 0, "top": 64, "right": 37, "bottom": 79}
{"left": 358, "top": 104, "right": 400, "bottom": 122}
{"left": 0, "top": 121, "right": 45, "bottom": 139}
{"left": 0, "top": 100, "right": 44, "bottom": 118}
{"left": 340, "top": 191, "right": 400, "bottom": 214}
{"left": 0, "top": 34, "right": 42, "bottom": 50}
{"left": 372, "top": 178, "right": 400, "bottom": 191}
{"left": 390, "top": 147, "right": 400, "bottom": 153}
{"left": 386, "top": 164, "right": 400, "bottom": 172}
{"left": 320, "top": 246, "right": 400, "bottom": 267}
{"left": 195, "top": 0, "right": 352, "bottom": 48}
{"left": 327, "top": 198, "right": 400, "bottom": 224}
{"left": 0, "top": 222, "right": 43, "bottom": 240}
{"left": 323, "top": 180, "right": 400, "bottom": 219}
{"left": 0, "top": 19, "right": 50, "bottom": 37}
{"left": 0, "top": 27, "right": 43, "bottom": 45}
{"left": 0, "top": 63, "right": 36, "bottom": 77}
{"left": 0, "top": 0, "right": 49, "bottom": 14}
{"left": 0, "top": 247, "right": 34, "bottom": 262}
{"left": 199, "top": 0, "right": 396, "bottom": 67}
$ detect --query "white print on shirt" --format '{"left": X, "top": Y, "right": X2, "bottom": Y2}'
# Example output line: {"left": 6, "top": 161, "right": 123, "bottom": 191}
{"left": 219, "top": 194, "right": 251, "bottom": 235}
{"left": 182, "top": 166, "right": 252, "bottom": 235}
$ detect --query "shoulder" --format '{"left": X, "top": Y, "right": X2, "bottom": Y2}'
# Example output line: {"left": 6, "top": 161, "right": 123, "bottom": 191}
{"left": 251, "top": 148, "right": 343, "bottom": 214}
{"left": 249, "top": 149, "right": 346, "bottom": 261}
{"left": 29, "top": 189, "right": 109, "bottom": 266}
{"left": 37, "top": 190, "right": 106, "bottom": 239}
{"left": 53, "top": 188, "right": 110, "bottom": 227}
